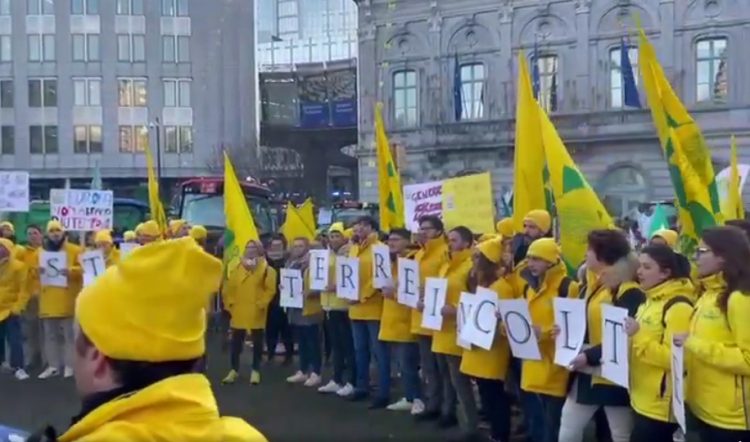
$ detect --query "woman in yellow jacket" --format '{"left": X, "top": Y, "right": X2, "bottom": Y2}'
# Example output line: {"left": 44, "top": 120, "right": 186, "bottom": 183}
{"left": 94, "top": 230, "right": 120, "bottom": 267}
{"left": 0, "top": 238, "right": 30, "bottom": 380}
{"left": 460, "top": 237, "right": 514, "bottom": 442}
{"left": 222, "top": 240, "right": 277, "bottom": 385}
{"left": 675, "top": 226, "right": 750, "bottom": 441}
{"left": 624, "top": 244, "right": 694, "bottom": 442}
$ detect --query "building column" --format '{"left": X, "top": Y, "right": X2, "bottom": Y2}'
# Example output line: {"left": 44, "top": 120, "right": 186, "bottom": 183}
{"left": 574, "top": 1, "right": 591, "bottom": 111}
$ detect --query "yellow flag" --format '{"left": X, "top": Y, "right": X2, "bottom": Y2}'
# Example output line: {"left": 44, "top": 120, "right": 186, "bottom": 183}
{"left": 512, "top": 51, "right": 547, "bottom": 232}
{"left": 223, "top": 152, "right": 259, "bottom": 276}
{"left": 299, "top": 198, "right": 317, "bottom": 234}
{"left": 375, "top": 102, "right": 405, "bottom": 231}
{"left": 144, "top": 144, "right": 167, "bottom": 235}
{"left": 281, "top": 202, "right": 315, "bottom": 242}
{"left": 722, "top": 135, "right": 744, "bottom": 221}
{"left": 539, "top": 103, "right": 613, "bottom": 273}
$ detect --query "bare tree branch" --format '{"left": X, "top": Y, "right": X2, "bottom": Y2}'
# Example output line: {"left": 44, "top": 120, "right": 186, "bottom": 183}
{"left": 205, "top": 141, "right": 260, "bottom": 179}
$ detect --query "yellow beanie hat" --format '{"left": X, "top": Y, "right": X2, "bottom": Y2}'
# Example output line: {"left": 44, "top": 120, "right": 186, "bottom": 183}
{"left": 134, "top": 223, "right": 145, "bottom": 234}
{"left": 652, "top": 229, "right": 678, "bottom": 249}
{"left": 477, "top": 237, "right": 504, "bottom": 264}
{"left": 123, "top": 230, "right": 136, "bottom": 241}
{"left": 140, "top": 220, "right": 161, "bottom": 238}
{"left": 76, "top": 237, "right": 222, "bottom": 362}
{"left": 46, "top": 220, "right": 64, "bottom": 233}
{"left": 169, "top": 219, "right": 187, "bottom": 236}
{"left": 527, "top": 238, "right": 560, "bottom": 263}
{"left": 496, "top": 218, "right": 515, "bottom": 237}
{"left": 0, "top": 221, "right": 14, "bottom": 234}
{"left": 328, "top": 222, "right": 345, "bottom": 235}
{"left": 524, "top": 210, "right": 552, "bottom": 234}
{"left": 94, "top": 230, "right": 113, "bottom": 244}
{"left": 343, "top": 228, "right": 354, "bottom": 240}
{"left": 478, "top": 233, "right": 498, "bottom": 243}
{"left": 189, "top": 225, "right": 208, "bottom": 241}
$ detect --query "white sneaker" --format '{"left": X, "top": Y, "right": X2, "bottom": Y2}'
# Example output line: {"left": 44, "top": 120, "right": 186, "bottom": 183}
{"left": 410, "top": 398, "right": 426, "bottom": 415}
{"left": 336, "top": 383, "right": 354, "bottom": 397}
{"left": 0, "top": 362, "right": 11, "bottom": 373}
{"left": 14, "top": 369, "right": 30, "bottom": 381}
{"left": 64, "top": 366, "right": 74, "bottom": 378}
{"left": 286, "top": 371, "right": 308, "bottom": 384}
{"left": 304, "top": 373, "right": 322, "bottom": 387}
{"left": 386, "top": 397, "right": 413, "bottom": 411}
{"left": 317, "top": 380, "right": 341, "bottom": 394}
{"left": 38, "top": 367, "right": 59, "bottom": 379}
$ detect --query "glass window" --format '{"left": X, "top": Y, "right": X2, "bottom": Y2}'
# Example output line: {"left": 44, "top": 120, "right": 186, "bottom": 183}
{"left": 42, "top": 34, "right": 55, "bottom": 61}
{"left": 0, "top": 0, "right": 9, "bottom": 15}
{"left": 73, "top": 79, "right": 86, "bottom": 106}
{"left": 1, "top": 126, "right": 13, "bottom": 154}
{"left": 696, "top": 37, "right": 728, "bottom": 102}
{"left": 165, "top": 126, "right": 177, "bottom": 152}
{"left": 162, "top": 36, "right": 175, "bottom": 62}
{"left": 177, "top": 36, "right": 190, "bottom": 62}
{"left": 74, "top": 125, "right": 87, "bottom": 153}
{"left": 179, "top": 126, "right": 193, "bottom": 152}
{"left": 90, "top": 125, "right": 102, "bottom": 153}
{"left": 29, "top": 126, "right": 43, "bottom": 153}
{"left": 73, "top": 78, "right": 100, "bottom": 106}
{"left": 119, "top": 126, "right": 133, "bottom": 152}
{"left": 28, "top": 78, "right": 56, "bottom": 107}
{"left": 133, "top": 35, "right": 145, "bottom": 61}
{"left": 27, "top": 0, "right": 39, "bottom": 14}
{"left": 89, "top": 79, "right": 100, "bottom": 106}
{"left": 0, "top": 80, "right": 12, "bottom": 108}
{"left": 72, "top": 34, "right": 85, "bottom": 61}
{"left": 42, "top": 0, "right": 53, "bottom": 14}
{"left": 134, "top": 79, "right": 147, "bottom": 106}
{"left": 117, "top": 35, "right": 130, "bottom": 61}
{"left": 28, "top": 0, "right": 54, "bottom": 14}
{"left": 393, "top": 70, "right": 418, "bottom": 128}
{"left": 116, "top": 0, "right": 129, "bottom": 14}
{"left": 459, "top": 63, "right": 485, "bottom": 120}
{"left": 278, "top": 0, "right": 297, "bottom": 16}
{"left": 28, "top": 35, "right": 40, "bottom": 61}
{"left": 118, "top": 78, "right": 147, "bottom": 107}
{"left": 135, "top": 125, "right": 149, "bottom": 152}
{"left": 132, "top": 0, "right": 143, "bottom": 14}
{"left": 118, "top": 79, "right": 132, "bottom": 106}
{"left": 87, "top": 34, "right": 100, "bottom": 61}
{"left": 87, "top": 0, "right": 98, "bottom": 14}
{"left": 536, "top": 55, "right": 558, "bottom": 112}
{"left": 28, "top": 79, "right": 41, "bottom": 107}
{"left": 162, "top": 0, "right": 174, "bottom": 16}
{"left": 610, "top": 46, "right": 639, "bottom": 108}
{"left": 177, "top": 0, "right": 188, "bottom": 16}
{"left": 278, "top": 16, "right": 299, "bottom": 35}
{"left": 44, "top": 125, "right": 58, "bottom": 154}
{"left": 163, "top": 80, "right": 176, "bottom": 107}
{"left": 178, "top": 80, "right": 191, "bottom": 107}
{"left": 43, "top": 78, "right": 56, "bottom": 106}
{"left": 71, "top": 0, "right": 83, "bottom": 14}
{"left": 0, "top": 35, "right": 11, "bottom": 62}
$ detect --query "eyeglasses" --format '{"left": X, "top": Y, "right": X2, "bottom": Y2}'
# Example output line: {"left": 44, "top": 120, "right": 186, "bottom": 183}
{"left": 695, "top": 247, "right": 711, "bottom": 255}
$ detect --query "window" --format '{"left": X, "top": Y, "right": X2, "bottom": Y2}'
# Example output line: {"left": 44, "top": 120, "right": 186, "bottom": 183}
{"left": 29, "top": 125, "right": 58, "bottom": 154}
{"left": 0, "top": 80, "right": 11, "bottom": 108}
{"left": 599, "top": 166, "right": 649, "bottom": 217}
{"left": 71, "top": 0, "right": 98, "bottom": 15}
{"left": 459, "top": 63, "right": 485, "bottom": 120}
{"left": 0, "top": 0, "right": 9, "bottom": 15}
{"left": 610, "top": 46, "right": 639, "bottom": 108}
{"left": 162, "top": 35, "right": 190, "bottom": 63}
{"left": 117, "top": 0, "right": 144, "bottom": 15}
{"left": 0, "top": 36, "right": 10, "bottom": 62}
{"left": 28, "top": 78, "right": 56, "bottom": 107}
{"left": 27, "top": 0, "right": 54, "bottom": 15}
{"left": 118, "top": 34, "right": 146, "bottom": 62}
{"left": 277, "top": 0, "right": 299, "bottom": 37}
{"left": 164, "top": 126, "right": 192, "bottom": 153}
{"left": 392, "top": 70, "right": 417, "bottom": 128}
{"left": 118, "top": 78, "right": 147, "bottom": 107}
{"left": 1, "top": 126, "right": 13, "bottom": 154}
{"left": 73, "top": 78, "right": 100, "bottom": 106}
{"left": 72, "top": 34, "right": 100, "bottom": 62}
{"left": 696, "top": 37, "right": 728, "bottom": 102}
{"left": 535, "top": 55, "right": 558, "bottom": 112}
{"left": 163, "top": 79, "right": 191, "bottom": 107}
{"left": 74, "top": 125, "right": 102, "bottom": 153}
{"left": 162, "top": 0, "right": 188, "bottom": 16}
{"left": 119, "top": 125, "right": 149, "bottom": 153}
{"left": 28, "top": 35, "right": 55, "bottom": 61}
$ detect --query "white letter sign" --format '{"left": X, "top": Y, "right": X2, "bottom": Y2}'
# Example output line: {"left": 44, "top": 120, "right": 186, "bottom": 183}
{"left": 421, "top": 277, "right": 447, "bottom": 331}
{"left": 497, "top": 299, "right": 541, "bottom": 361}
{"left": 601, "top": 305, "right": 629, "bottom": 389}
{"left": 460, "top": 288, "right": 499, "bottom": 351}
{"left": 372, "top": 245, "right": 391, "bottom": 289}
{"left": 336, "top": 256, "right": 360, "bottom": 301}
{"left": 671, "top": 342, "right": 687, "bottom": 433}
{"left": 456, "top": 293, "right": 474, "bottom": 350}
{"left": 39, "top": 251, "right": 68, "bottom": 288}
{"left": 554, "top": 298, "right": 587, "bottom": 367}
{"left": 308, "top": 249, "right": 329, "bottom": 291}
{"left": 397, "top": 258, "right": 420, "bottom": 308}
{"left": 279, "top": 268, "right": 304, "bottom": 309}
{"left": 119, "top": 242, "right": 139, "bottom": 260}
{"left": 80, "top": 249, "right": 106, "bottom": 287}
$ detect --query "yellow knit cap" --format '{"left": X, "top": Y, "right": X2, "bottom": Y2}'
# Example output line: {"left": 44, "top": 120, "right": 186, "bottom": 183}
{"left": 496, "top": 218, "right": 514, "bottom": 237}
{"left": 651, "top": 229, "right": 678, "bottom": 249}
{"left": 134, "top": 223, "right": 145, "bottom": 234}
{"left": 46, "top": 220, "right": 64, "bottom": 233}
{"left": 94, "top": 230, "right": 113, "bottom": 244}
{"left": 477, "top": 237, "right": 504, "bottom": 264}
{"left": 139, "top": 220, "right": 161, "bottom": 238}
{"left": 123, "top": 231, "right": 136, "bottom": 241}
{"left": 0, "top": 221, "right": 14, "bottom": 234}
{"left": 328, "top": 222, "right": 345, "bottom": 235}
{"left": 76, "top": 237, "right": 222, "bottom": 362}
{"left": 169, "top": 219, "right": 187, "bottom": 236}
{"left": 527, "top": 238, "right": 560, "bottom": 263}
{"left": 524, "top": 210, "right": 552, "bottom": 234}
{"left": 189, "top": 225, "right": 208, "bottom": 241}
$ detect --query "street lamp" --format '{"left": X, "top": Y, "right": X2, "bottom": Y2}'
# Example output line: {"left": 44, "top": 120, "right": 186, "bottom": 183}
{"left": 149, "top": 117, "right": 163, "bottom": 197}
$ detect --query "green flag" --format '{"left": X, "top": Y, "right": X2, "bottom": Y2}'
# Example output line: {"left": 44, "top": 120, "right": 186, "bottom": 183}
{"left": 647, "top": 205, "right": 670, "bottom": 238}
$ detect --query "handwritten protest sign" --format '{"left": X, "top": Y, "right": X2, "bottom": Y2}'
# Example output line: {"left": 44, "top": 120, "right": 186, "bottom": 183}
{"left": 279, "top": 268, "right": 304, "bottom": 309}
{"left": 39, "top": 251, "right": 67, "bottom": 288}
{"left": 308, "top": 249, "right": 330, "bottom": 291}
{"left": 50, "top": 189, "right": 114, "bottom": 231}
{"left": 403, "top": 181, "right": 443, "bottom": 231}
{"left": 0, "top": 171, "right": 30, "bottom": 212}
{"left": 80, "top": 250, "right": 107, "bottom": 287}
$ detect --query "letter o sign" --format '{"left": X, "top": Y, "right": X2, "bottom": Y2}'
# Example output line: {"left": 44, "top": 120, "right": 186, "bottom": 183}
{"left": 504, "top": 311, "right": 532, "bottom": 344}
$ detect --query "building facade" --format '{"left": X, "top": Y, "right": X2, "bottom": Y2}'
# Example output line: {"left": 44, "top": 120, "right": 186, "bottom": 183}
{"left": 0, "top": 0, "right": 256, "bottom": 186}
{"left": 356, "top": 0, "right": 750, "bottom": 218}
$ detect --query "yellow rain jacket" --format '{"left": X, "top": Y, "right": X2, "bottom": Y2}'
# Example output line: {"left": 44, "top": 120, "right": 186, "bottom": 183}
{"left": 379, "top": 256, "right": 416, "bottom": 343}
{"left": 320, "top": 245, "right": 351, "bottom": 311}
{"left": 518, "top": 261, "right": 579, "bottom": 397}
{"left": 630, "top": 278, "right": 694, "bottom": 422}
{"left": 20, "top": 245, "right": 41, "bottom": 297}
{"left": 348, "top": 233, "right": 384, "bottom": 321}
{"left": 460, "top": 276, "right": 514, "bottom": 381}
{"left": 39, "top": 241, "right": 82, "bottom": 318}
{"left": 432, "top": 249, "right": 473, "bottom": 357}
{"left": 412, "top": 236, "right": 449, "bottom": 335}
{"left": 686, "top": 273, "right": 750, "bottom": 431}
{"left": 103, "top": 248, "right": 120, "bottom": 267}
{"left": 224, "top": 260, "right": 277, "bottom": 331}
{"left": 59, "top": 373, "right": 267, "bottom": 442}
{"left": 0, "top": 238, "right": 29, "bottom": 321}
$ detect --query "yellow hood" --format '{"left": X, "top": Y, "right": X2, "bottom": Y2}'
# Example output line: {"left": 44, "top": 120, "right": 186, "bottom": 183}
{"left": 59, "top": 374, "right": 267, "bottom": 442}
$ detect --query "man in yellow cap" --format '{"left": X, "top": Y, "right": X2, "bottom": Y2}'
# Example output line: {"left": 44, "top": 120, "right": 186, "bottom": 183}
{"left": 0, "top": 237, "right": 30, "bottom": 380}
{"left": 496, "top": 218, "right": 515, "bottom": 238}
{"left": 512, "top": 210, "right": 552, "bottom": 266}
{"left": 94, "top": 230, "right": 119, "bottom": 267}
{"left": 136, "top": 220, "right": 161, "bottom": 245}
{"left": 169, "top": 219, "right": 190, "bottom": 239}
{"left": 122, "top": 230, "right": 137, "bottom": 243}
{"left": 649, "top": 229, "right": 678, "bottom": 249}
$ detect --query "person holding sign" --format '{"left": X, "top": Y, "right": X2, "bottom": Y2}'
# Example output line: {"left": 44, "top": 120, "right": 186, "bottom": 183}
{"left": 413, "top": 215, "right": 450, "bottom": 421}
{"left": 94, "top": 230, "right": 119, "bottom": 267}
{"left": 559, "top": 230, "right": 644, "bottom": 442}
{"left": 136, "top": 221, "right": 161, "bottom": 245}
{"left": 513, "top": 237, "right": 579, "bottom": 442}
{"left": 622, "top": 245, "right": 693, "bottom": 442}
{"left": 18, "top": 225, "right": 44, "bottom": 369}
{"left": 38, "top": 220, "right": 82, "bottom": 380}
{"left": 221, "top": 240, "right": 277, "bottom": 386}
{"left": 460, "top": 237, "right": 515, "bottom": 442}
{"left": 0, "top": 238, "right": 30, "bottom": 380}
{"left": 678, "top": 227, "right": 750, "bottom": 442}
{"left": 378, "top": 228, "right": 423, "bottom": 413}
{"left": 430, "top": 226, "right": 478, "bottom": 435}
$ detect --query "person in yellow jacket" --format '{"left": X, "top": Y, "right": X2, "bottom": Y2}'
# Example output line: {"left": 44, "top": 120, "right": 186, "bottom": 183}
{"left": 317, "top": 223, "right": 356, "bottom": 397}
{"left": 429, "top": 226, "right": 477, "bottom": 435}
{"left": 622, "top": 244, "right": 694, "bottom": 441}
{"left": 23, "top": 237, "right": 268, "bottom": 442}
{"left": 93, "top": 230, "right": 119, "bottom": 267}
{"left": 649, "top": 229, "right": 678, "bottom": 249}
{"left": 347, "top": 216, "right": 387, "bottom": 403}
{"left": 38, "top": 220, "right": 83, "bottom": 380}
{"left": 136, "top": 220, "right": 161, "bottom": 245}
{"left": 0, "top": 221, "right": 14, "bottom": 239}
{"left": 377, "top": 228, "right": 423, "bottom": 413}
{"left": 559, "top": 229, "right": 644, "bottom": 442}
{"left": 675, "top": 226, "right": 750, "bottom": 441}
{"left": 122, "top": 230, "right": 136, "bottom": 243}
{"left": 460, "top": 237, "right": 514, "bottom": 442}
{"left": 221, "top": 240, "right": 277, "bottom": 386}
{"left": 413, "top": 215, "right": 450, "bottom": 421}
{"left": 168, "top": 219, "right": 190, "bottom": 238}
{"left": 20, "top": 224, "right": 45, "bottom": 369}
{"left": 0, "top": 238, "right": 30, "bottom": 380}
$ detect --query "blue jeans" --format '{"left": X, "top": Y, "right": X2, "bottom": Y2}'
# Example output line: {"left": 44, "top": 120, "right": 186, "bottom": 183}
{"left": 0, "top": 315, "right": 24, "bottom": 369}
{"left": 295, "top": 324, "right": 322, "bottom": 375}
{"left": 351, "top": 320, "right": 389, "bottom": 398}
{"left": 392, "top": 342, "right": 421, "bottom": 401}
{"left": 522, "top": 391, "right": 565, "bottom": 442}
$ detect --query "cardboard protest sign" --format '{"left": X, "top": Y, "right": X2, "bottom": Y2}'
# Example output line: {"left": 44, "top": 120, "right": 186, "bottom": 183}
{"left": 601, "top": 305, "right": 629, "bottom": 389}
{"left": 421, "top": 277, "right": 447, "bottom": 331}
{"left": 372, "top": 244, "right": 391, "bottom": 289}
{"left": 460, "top": 288, "right": 499, "bottom": 350}
{"left": 279, "top": 268, "right": 304, "bottom": 309}
{"left": 80, "top": 249, "right": 106, "bottom": 287}
{"left": 50, "top": 189, "right": 114, "bottom": 231}
{"left": 336, "top": 256, "right": 359, "bottom": 301}
{"left": 497, "top": 299, "right": 541, "bottom": 360}
{"left": 308, "top": 249, "right": 330, "bottom": 291}
{"left": 39, "top": 251, "right": 67, "bottom": 288}
{"left": 397, "top": 257, "right": 420, "bottom": 308}
{"left": 671, "top": 342, "right": 687, "bottom": 433}
{"left": 0, "top": 171, "right": 29, "bottom": 212}
{"left": 553, "top": 298, "right": 587, "bottom": 367}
